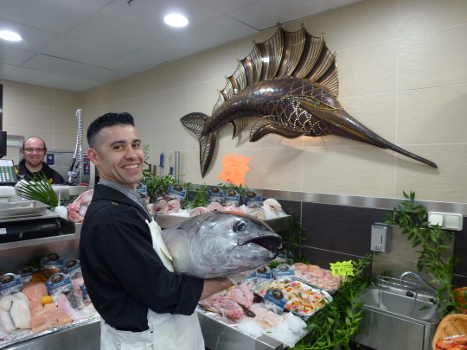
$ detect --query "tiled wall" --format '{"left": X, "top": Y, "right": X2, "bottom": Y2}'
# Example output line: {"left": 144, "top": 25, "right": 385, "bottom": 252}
{"left": 279, "top": 199, "right": 467, "bottom": 287}
{"left": 80, "top": 0, "right": 467, "bottom": 203}
{"left": 453, "top": 220, "right": 467, "bottom": 287}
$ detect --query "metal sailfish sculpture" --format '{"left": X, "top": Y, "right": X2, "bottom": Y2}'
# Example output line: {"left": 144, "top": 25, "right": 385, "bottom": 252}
{"left": 181, "top": 26, "right": 437, "bottom": 177}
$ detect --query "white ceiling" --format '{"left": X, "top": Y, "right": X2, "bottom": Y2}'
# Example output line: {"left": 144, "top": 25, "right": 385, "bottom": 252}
{"left": 0, "top": 0, "right": 360, "bottom": 91}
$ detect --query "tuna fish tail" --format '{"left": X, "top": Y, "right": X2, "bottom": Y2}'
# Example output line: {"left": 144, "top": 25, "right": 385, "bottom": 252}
{"left": 180, "top": 113, "right": 217, "bottom": 177}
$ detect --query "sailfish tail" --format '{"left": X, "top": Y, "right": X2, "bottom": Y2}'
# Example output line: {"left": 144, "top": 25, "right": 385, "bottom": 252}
{"left": 180, "top": 113, "right": 217, "bottom": 177}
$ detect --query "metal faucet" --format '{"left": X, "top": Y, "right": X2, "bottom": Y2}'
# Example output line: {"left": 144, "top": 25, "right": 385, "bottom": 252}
{"left": 399, "top": 271, "right": 437, "bottom": 295}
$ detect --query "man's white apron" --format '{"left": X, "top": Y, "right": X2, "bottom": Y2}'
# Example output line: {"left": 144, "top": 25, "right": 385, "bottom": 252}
{"left": 100, "top": 219, "right": 204, "bottom": 350}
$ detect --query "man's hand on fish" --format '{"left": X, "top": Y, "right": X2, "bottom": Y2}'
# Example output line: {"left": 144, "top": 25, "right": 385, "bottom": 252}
{"left": 200, "top": 278, "right": 233, "bottom": 300}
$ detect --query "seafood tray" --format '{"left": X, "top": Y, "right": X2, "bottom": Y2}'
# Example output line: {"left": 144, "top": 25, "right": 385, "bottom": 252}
{"left": 254, "top": 278, "right": 332, "bottom": 319}
{"left": 0, "top": 201, "right": 48, "bottom": 220}
{"left": 197, "top": 277, "right": 330, "bottom": 349}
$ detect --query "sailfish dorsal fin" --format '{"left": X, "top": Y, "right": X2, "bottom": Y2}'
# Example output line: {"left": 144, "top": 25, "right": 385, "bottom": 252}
{"left": 212, "top": 26, "right": 339, "bottom": 114}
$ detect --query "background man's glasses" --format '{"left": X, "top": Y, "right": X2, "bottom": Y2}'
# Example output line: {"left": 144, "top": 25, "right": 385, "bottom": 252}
{"left": 24, "top": 148, "right": 46, "bottom": 153}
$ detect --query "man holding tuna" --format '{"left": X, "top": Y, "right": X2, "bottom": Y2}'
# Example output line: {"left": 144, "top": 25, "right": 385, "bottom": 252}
{"left": 80, "top": 112, "right": 231, "bottom": 350}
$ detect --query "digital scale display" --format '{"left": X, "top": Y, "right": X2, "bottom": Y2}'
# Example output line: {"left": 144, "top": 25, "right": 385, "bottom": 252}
{"left": 0, "top": 159, "right": 17, "bottom": 184}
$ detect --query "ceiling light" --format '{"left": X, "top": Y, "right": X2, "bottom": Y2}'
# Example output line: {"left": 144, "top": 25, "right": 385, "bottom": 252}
{"left": 0, "top": 30, "right": 23, "bottom": 42}
{"left": 163, "top": 13, "right": 189, "bottom": 28}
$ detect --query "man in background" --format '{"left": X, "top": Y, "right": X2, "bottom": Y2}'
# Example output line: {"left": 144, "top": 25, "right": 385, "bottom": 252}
{"left": 16, "top": 136, "right": 65, "bottom": 184}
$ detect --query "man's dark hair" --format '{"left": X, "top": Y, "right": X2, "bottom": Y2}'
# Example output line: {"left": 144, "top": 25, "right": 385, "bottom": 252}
{"left": 87, "top": 112, "right": 135, "bottom": 147}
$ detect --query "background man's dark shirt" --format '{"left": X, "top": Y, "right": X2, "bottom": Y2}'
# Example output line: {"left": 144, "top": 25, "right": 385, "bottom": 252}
{"left": 16, "top": 159, "right": 65, "bottom": 184}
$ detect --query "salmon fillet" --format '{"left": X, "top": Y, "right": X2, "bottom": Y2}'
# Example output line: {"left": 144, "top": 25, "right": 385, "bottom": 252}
{"left": 23, "top": 282, "right": 47, "bottom": 303}
{"left": 31, "top": 303, "right": 72, "bottom": 332}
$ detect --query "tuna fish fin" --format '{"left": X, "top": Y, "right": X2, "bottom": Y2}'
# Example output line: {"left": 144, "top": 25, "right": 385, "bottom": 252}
{"left": 181, "top": 112, "right": 218, "bottom": 176}
{"left": 180, "top": 112, "right": 209, "bottom": 138}
{"left": 298, "top": 98, "right": 438, "bottom": 168}
{"left": 249, "top": 119, "right": 303, "bottom": 142}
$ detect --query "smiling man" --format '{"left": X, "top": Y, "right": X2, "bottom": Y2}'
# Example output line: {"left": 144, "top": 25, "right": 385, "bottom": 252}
{"left": 80, "top": 112, "right": 231, "bottom": 350}
{"left": 16, "top": 136, "right": 65, "bottom": 184}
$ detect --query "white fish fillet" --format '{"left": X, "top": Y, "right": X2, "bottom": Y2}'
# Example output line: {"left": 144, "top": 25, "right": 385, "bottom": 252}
{"left": 10, "top": 294, "right": 31, "bottom": 329}
{"left": 0, "top": 295, "right": 15, "bottom": 312}
{"left": 0, "top": 309, "right": 15, "bottom": 333}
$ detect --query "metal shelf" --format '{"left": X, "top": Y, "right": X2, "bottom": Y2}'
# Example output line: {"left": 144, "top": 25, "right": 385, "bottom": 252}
{"left": 0, "top": 223, "right": 81, "bottom": 251}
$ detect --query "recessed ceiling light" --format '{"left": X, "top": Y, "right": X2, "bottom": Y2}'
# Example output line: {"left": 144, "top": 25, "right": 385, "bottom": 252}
{"left": 163, "top": 13, "right": 189, "bottom": 28}
{"left": 0, "top": 30, "right": 23, "bottom": 42}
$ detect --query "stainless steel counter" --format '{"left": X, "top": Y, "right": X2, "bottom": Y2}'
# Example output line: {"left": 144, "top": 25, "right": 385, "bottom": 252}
{"left": 199, "top": 312, "right": 286, "bottom": 350}
{"left": 3, "top": 310, "right": 289, "bottom": 350}
{"left": 2, "top": 319, "right": 100, "bottom": 350}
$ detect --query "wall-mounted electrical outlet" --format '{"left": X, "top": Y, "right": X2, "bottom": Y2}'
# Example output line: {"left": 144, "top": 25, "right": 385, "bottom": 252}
{"left": 370, "top": 223, "right": 391, "bottom": 253}
{"left": 428, "top": 211, "right": 463, "bottom": 231}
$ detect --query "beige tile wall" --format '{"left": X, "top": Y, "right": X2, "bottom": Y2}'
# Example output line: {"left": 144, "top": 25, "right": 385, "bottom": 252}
{"left": 3, "top": 0, "right": 462, "bottom": 203}
{"left": 1, "top": 80, "right": 81, "bottom": 152}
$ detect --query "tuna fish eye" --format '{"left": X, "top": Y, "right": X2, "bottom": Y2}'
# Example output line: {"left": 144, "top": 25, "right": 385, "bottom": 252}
{"left": 233, "top": 220, "right": 247, "bottom": 232}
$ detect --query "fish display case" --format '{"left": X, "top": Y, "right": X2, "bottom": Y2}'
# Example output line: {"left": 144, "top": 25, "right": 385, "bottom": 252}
{"left": 156, "top": 214, "right": 324, "bottom": 350}
{"left": 0, "top": 215, "right": 100, "bottom": 350}
{"left": 197, "top": 273, "right": 335, "bottom": 350}
{"left": 0, "top": 206, "right": 308, "bottom": 350}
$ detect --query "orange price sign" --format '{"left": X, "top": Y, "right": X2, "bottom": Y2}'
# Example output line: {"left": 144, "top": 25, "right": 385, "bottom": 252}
{"left": 218, "top": 154, "right": 251, "bottom": 186}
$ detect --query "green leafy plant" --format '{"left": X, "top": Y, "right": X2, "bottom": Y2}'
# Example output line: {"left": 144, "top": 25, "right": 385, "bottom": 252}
{"left": 16, "top": 174, "right": 58, "bottom": 208}
{"left": 294, "top": 256, "right": 372, "bottom": 350}
{"left": 384, "top": 191, "right": 456, "bottom": 316}
{"left": 218, "top": 183, "right": 250, "bottom": 197}
{"left": 142, "top": 175, "right": 176, "bottom": 200}
{"left": 183, "top": 184, "right": 209, "bottom": 208}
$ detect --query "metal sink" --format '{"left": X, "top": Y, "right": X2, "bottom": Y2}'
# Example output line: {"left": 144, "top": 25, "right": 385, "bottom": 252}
{"left": 355, "top": 275, "right": 441, "bottom": 350}
{"left": 360, "top": 287, "right": 440, "bottom": 322}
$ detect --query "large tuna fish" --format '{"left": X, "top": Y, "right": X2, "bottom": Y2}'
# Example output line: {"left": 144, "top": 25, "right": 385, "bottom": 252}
{"left": 181, "top": 26, "right": 437, "bottom": 177}
{"left": 160, "top": 212, "right": 282, "bottom": 278}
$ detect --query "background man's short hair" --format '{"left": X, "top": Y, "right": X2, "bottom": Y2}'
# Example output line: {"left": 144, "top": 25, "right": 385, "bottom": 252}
{"left": 87, "top": 112, "right": 135, "bottom": 147}
{"left": 22, "top": 136, "right": 47, "bottom": 151}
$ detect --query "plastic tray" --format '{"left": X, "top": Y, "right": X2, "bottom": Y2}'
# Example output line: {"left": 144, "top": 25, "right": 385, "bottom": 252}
{"left": 254, "top": 277, "right": 333, "bottom": 319}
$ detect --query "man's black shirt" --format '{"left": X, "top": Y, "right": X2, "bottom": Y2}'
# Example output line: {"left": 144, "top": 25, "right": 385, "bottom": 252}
{"left": 16, "top": 159, "right": 65, "bottom": 184}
